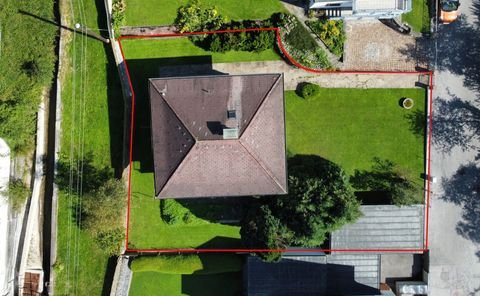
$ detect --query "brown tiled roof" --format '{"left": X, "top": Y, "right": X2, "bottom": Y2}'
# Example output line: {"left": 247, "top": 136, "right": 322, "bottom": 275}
{"left": 149, "top": 74, "right": 287, "bottom": 198}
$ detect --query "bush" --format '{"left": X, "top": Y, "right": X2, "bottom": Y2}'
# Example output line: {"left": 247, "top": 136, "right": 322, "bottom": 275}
{"left": 175, "top": 0, "right": 226, "bottom": 34}
{"left": 306, "top": 19, "right": 346, "bottom": 57}
{"left": 278, "top": 14, "right": 333, "bottom": 70}
{"left": 160, "top": 199, "right": 198, "bottom": 225}
{"left": 131, "top": 254, "right": 243, "bottom": 274}
{"left": 82, "top": 179, "right": 126, "bottom": 255}
{"left": 112, "top": 0, "right": 126, "bottom": 38}
{"left": 4, "top": 179, "right": 30, "bottom": 212}
{"left": 300, "top": 83, "right": 321, "bottom": 99}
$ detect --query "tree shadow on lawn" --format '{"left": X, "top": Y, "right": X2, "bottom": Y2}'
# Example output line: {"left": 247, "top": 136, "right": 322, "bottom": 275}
{"left": 441, "top": 162, "right": 480, "bottom": 253}
{"left": 126, "top": 56, "right": 227, "bottom": 173}
{"left": 196, "top": 236, "right": 243, "bottom": 250}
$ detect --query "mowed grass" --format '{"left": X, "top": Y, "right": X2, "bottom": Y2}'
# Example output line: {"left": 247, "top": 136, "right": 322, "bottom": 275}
{"left": 120, "top": 38, "right": 281, "bottom": 65}
{"left": 285, "top": 88, "right": 426, "bottom": 182}
{"left": 128, "top": 166, "right": 241, "bottom": 249}
{"left": 125, "top": 0, "right": 285, "bottom": 26}
{"left": 402, "top": 0, "right": 431, "bottom": 33}
{"left": 129, "top": 271, "right": 242, "bottom": 296}
{"left": 55, "top": 0, "right": 123, "bottom": 295}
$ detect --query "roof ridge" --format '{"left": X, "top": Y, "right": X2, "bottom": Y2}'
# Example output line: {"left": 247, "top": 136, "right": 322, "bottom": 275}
{"left": 238, "top": 139, "right": 286, "bottom": 194}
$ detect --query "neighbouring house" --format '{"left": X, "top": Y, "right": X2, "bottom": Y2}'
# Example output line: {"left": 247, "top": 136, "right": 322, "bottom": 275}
{"left": 244, "top": 253, "right": 388, "bottom": 295}
{"left": 309, "top": 0, "right": 412, "bottom": 19}
{"left": 148, "top": 74, "right": 287, "bottom": 199}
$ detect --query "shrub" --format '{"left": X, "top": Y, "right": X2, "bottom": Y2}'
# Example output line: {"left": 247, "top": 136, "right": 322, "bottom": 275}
{"left": 306, "top": 19, "right": 346, "bottom": 57}
{"left": 131, "top": 254, "right": 243, "bottom": 274}
{"left": 112, "top": 0, "right": 126, "bottom": 38}
{"left": 4, "top": 179, "right": 30, "bottom": 213}
{"left": 161, "top": 199, "right": 187, "bottom": 225}
{"left": 175, "top": 0, "right": 226, "bottom": 34}
{"left": 300, "top": 83, "right": 321, "bottom": 99}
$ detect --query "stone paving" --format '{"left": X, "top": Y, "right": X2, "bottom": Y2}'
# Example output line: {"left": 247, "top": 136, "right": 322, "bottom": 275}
{"left": 157, "top": 60, "right": 424, "bottom": 90}
{"left": 343, "top": 20, "right": 426, "bottom": 71}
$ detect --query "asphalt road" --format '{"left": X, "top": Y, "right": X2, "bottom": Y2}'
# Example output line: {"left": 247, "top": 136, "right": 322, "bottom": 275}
{"left": 429, "top": 0, "right": 480, "bottom": 294}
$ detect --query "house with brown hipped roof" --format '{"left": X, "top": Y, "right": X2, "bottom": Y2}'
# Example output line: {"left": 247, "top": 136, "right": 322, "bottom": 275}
{"left": 148, "top": 73, "right": 287, "bottom": 199}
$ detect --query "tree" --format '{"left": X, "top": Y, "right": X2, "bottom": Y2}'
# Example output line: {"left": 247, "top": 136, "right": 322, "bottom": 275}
{"left": 351, "top": 158, "right": 420, "bottom": 206}
{"left": 240, "top": 155, "right": 361, "bottom": 260}
{"left": 82, "top": 179, "right": 125, "bottom": 255}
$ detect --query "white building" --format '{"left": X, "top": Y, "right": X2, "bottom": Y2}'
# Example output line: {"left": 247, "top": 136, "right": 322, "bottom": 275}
{"left": 309, "top": 0, "right": 412, "bottom": 19}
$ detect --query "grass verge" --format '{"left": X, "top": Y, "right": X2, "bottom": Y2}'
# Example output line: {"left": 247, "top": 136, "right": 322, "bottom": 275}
{"left": 125, "top": 0, "right": 285, "bottom": 26}
{"left": 402, "top": 0, "right": 431, "bottom": 33}
{"left": 54, "top": 0, "right": 123, "bottom": 294}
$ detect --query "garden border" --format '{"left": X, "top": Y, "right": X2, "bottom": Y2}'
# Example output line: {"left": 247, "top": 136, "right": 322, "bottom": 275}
{"left": 117, "top": 27, "right": 434, "bottom": 254}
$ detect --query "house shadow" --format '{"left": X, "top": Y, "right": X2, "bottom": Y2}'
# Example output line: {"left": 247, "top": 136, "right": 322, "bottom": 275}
{"left": 181, "top": 271, "right": 243, "bottom": 296}
{"left": 126, "top": 56, "right": 227, "bottom": 173}
{"left": 196, "top": 236, "right": 243, "bottom": 250}
{"left": 176, "top": 196, "right": 250, "bottom": 225}
{"left": 441, "top": 162, "right": 480, "bottom": 253}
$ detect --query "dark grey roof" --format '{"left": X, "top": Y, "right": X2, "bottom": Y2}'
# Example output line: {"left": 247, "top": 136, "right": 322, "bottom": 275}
{"left": 331, "top": 205, "right": 425, "bottom": 252}
{"left": 148, "top": 74, "right": 287, "bottom": 198}
{"left": 244, "top": 255, "right": 381, "bottom": 296}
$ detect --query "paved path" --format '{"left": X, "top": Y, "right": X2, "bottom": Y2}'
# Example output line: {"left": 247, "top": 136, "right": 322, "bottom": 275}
{"left": 428, "top": 0, "right": 480, "bottom": 293}
{"left": 158, "top": 60, "right": 424, "bottom": 90}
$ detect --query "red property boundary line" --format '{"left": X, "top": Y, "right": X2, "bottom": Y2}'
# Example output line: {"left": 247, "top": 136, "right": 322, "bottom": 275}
{"left": 117, "top": 27, "right": 434, "bottom": 254}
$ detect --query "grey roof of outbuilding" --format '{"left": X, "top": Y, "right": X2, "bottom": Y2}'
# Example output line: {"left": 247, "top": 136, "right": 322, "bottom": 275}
{"left": 148, "top": 74, "right": 287, "bottom": 198}
{"left": 244, "top": 254, "right": 381, "bottom": 296}
{"left": 331, "top": 205, "right": 425, "bottom": 252}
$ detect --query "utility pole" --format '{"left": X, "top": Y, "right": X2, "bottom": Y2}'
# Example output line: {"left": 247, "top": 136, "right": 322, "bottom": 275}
{"left": 75, "top": 23, "right": 110, "bottom": 44}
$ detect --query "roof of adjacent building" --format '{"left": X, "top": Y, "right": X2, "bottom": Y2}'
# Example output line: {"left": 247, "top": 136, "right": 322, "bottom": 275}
{"left": 148, "top": 74, "right": 287, "bottom": 198}
{"left": 331, "top": 205, "right": 425, "bottom": 252}
{"left": 244, "top": 254, "right": 381, "bottom": 295}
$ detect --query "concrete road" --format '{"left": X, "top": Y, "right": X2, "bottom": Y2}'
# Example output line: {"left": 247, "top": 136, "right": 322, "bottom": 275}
{"left": 429, "top": 0, "right": 480, "bottom": 294}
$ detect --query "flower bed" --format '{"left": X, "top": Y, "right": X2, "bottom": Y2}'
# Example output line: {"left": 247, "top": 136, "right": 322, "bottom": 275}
{"left": 306, "top": 19, "right": 346, "bottom": 57}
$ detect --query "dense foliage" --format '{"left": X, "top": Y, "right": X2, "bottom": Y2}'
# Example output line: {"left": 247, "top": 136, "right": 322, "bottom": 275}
{"left": 351, "top": 158, "right": 421, "bottom": 206}
{"left": 279, "top": 14, "right": 332, "bottom": 70}
{"left": 112, "top": 0, "right": 126, "bottom": 37}
{"left": 241, "top": 155, "right": 361, "bottom": 261}
{"left": 3, "top": 179, "right": 30, "bottom": 212}
{"left": 300, "top": 83, "right": 321, "bottom": 99}
{"left": 306, "top": 19, "right": 346, "bottom": 57}
{"left": 131, "top": 254, "right": 242, "bottom": 274}
{"left": 0, "top": 1, "right": 57, "bottom": 153}
{"left": 175, "top": 0, "right": 226, "bottom": 33}
{"left": 82, "top": 179, "right": 126, "bottom": 255}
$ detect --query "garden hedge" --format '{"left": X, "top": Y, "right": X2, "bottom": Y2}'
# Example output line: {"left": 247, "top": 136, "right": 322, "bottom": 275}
{"left": 131, "top": 254, "right": 243, "bottom": 274}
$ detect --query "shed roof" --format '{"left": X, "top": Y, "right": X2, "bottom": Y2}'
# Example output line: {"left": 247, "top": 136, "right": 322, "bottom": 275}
{"left": 148, "top": 74, "right": 287, "bottom": 198}
{"left": 331, "top": 205, "right": 425, "bottom": 252}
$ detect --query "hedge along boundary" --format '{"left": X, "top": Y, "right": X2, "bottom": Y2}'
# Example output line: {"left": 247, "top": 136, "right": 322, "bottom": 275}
{"left": 131, "top": 254, "right": 242, "bottom": 274}
{"left": 117, "top": 28, "right": 434, "bottom": 255}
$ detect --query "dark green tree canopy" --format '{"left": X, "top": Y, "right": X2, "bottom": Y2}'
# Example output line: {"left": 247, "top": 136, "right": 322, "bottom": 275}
{"left": 241, "top": 155, "right": 361, "bottom": 261}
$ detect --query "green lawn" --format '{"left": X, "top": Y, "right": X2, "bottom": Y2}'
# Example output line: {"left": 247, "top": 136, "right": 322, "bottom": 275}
{"left": 128, "top": 164, "right": 241, "bottom": 249}
{"left": 129, "top": 271, "right": 243, "bottom": 296}
{"left": 54, "top": 0, "right": 123, "bottom": 294}
{"left": 121, "top": 38, "right": 281, "bottom": 65}
{"left": 125, "top": 0, "right": 285, "bottom": 26}
{"left": 402, "top": 0, "right": 431, "bottom": 33}
{"left": 285, "top": 88, "right": 426, "bottom": 184}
